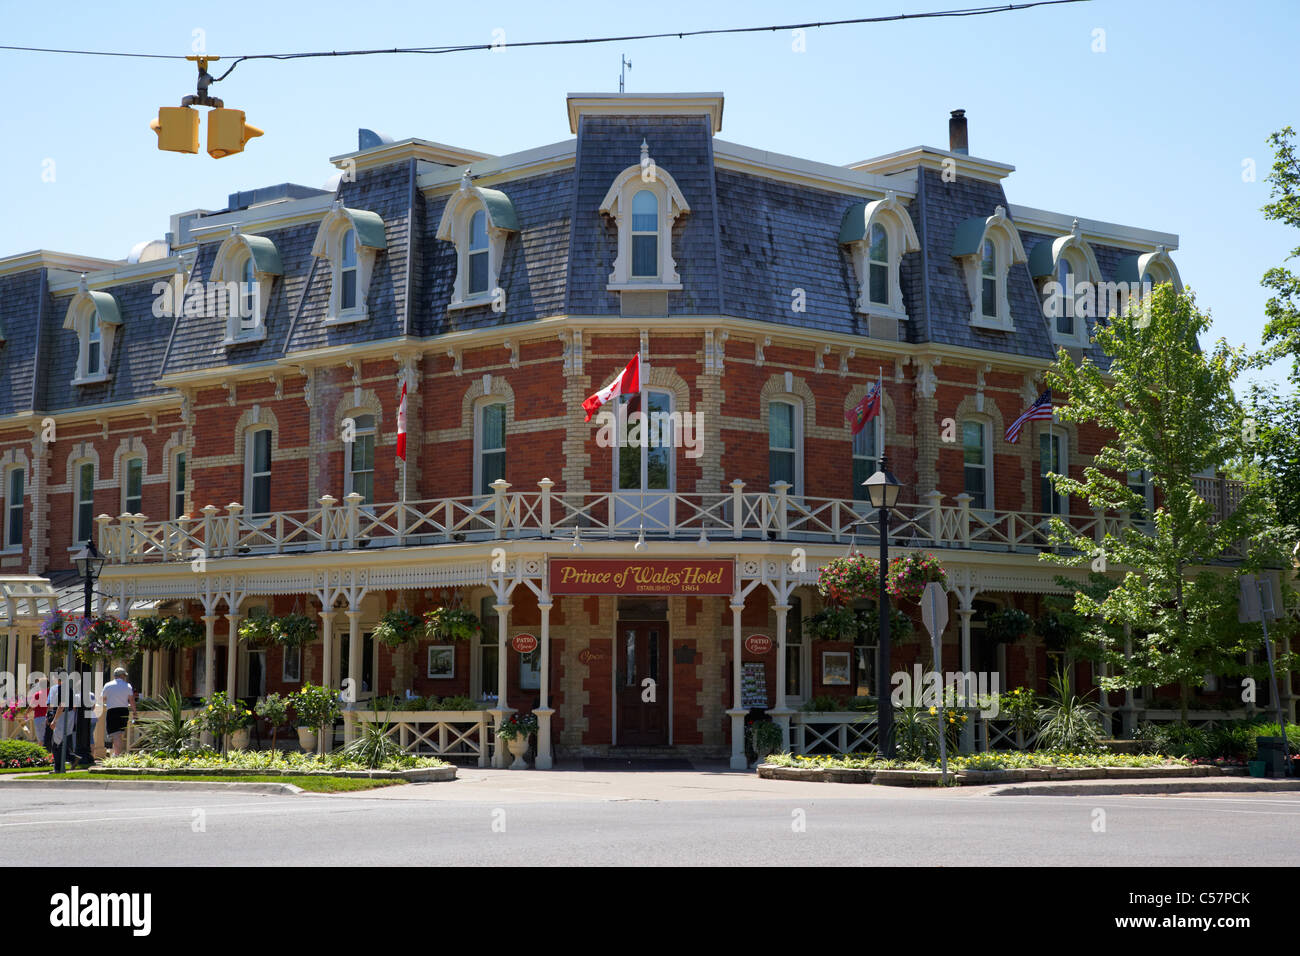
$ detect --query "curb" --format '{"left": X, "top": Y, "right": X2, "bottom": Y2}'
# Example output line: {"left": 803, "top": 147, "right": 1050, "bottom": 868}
{"left": 989, "top": 779, "right": 1300, "bottom": 796}
{"left": 8, "top": 778, "right": 303, "bottom": 795}
{"left": 80, "top": 765, "right": 457, "bottom": 783}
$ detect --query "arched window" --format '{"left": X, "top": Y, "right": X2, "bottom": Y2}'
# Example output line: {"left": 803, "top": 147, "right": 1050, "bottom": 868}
{"left": 468, "top": 211, "right": 490, "bottom": 296}
{"left": 240, "top": 254, "right": 258, "bottom": 330}
{"left": 3, "top": 466, "right": 23, "bottom": 550}
{"left": 171, "top": 450, "right": 187, "bottom": 519}
{"left": 631, "top": 190, "right": 659, "bottom": 278}
{"left": 868, "top": 224, "right": 889, "bottom": 306}
{"left": 980, "top": 240, "right": 998, "bottom": 319}
{"left": 122, "top": 456, "right": 144, "bottom": 515}
{"left": 74, "top": 461, "right": 95, "bottom": 544}
{"left": 475, "top": 400, "right": 507, "bottom": 496}
{"left": 245, "top": 428, "right": 273, "bottom": 518}
{"left": 1056, "top": 257, "right": 1075, "bottom": 337}
{"left": 345, "top": 414, "right": 376, "bottom": 505}
{"left": 340, "top": 228, "right": 359, "bottom": 312}
{"left": 769, "top": 400, "right": 802, "bottom": 495}
{"left": 962, "top": 420, "right": 991, "bottom": 511}
{"left": 852, "top": 419, "right": 881, "bottom": 502}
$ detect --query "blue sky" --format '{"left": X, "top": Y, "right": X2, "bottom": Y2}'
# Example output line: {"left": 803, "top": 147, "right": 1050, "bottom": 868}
{"left": 2, "top": 0, "right": 1295, "bottom": 386}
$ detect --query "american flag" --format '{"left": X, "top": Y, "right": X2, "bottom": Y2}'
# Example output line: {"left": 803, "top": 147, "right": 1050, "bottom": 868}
{"left": 1005, "top": 389, "right": 1054, "bottom": 444}
{"left": 845, "top": 380, "right": 881, "bottom": 436}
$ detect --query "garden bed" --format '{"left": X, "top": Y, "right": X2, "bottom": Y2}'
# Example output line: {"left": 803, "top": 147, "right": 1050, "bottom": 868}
{"left": 85, "top": 765, "right": 454, "bottom": 782}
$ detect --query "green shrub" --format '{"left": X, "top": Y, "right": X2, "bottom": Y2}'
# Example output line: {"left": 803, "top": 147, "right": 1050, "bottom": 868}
{"left": 1036, "top": 670, "right": 1103, "bottom": 752}
{"left": 0, "top": 739, "right": 51, "bottom": 767}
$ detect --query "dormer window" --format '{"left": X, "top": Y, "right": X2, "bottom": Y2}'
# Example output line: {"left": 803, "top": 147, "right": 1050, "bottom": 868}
{"left": 1029, "top": 220, "right": 1103, "bottom": 346}
{"left": 63, "top": 279, "right": 121, "bottom": 385}
{"left": 952, "top": 205, "right": 1027, "bottom": 331}
{"left": 211, "top": 230, "right": 282, "bottom": 345}
{"left": 1114, "top": 246, "right": 1182, "bottom": 314}
{"left": 600, "top": 141, "right": 690, "bottom": 291}
{"left": 839, "top": 192, "right": 919, "bottom": 323}
{"left": 437, "top": 171, "right": 519, "bottom": 311}
{"left": 311, "top": 201, "right": 387, "bottom": 325}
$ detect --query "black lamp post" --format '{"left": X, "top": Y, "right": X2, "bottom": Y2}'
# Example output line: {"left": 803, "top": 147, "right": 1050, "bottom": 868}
{"left": 72, "top": 542, "right": 107, "bottom": 768}
{"left": 862, "top": 456, "right": 900, "bottom": 758}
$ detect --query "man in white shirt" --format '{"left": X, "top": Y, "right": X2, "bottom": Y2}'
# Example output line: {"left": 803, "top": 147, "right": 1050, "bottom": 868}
{"left": 102, "top": 668, "right": 137, "bottom": 756}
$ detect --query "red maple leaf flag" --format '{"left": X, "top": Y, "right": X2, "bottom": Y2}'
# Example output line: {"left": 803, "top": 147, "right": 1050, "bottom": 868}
{"left": 395, "top": 381, "right": 408, "bottom": 461}
{"left": 845, "top": 381, "right": 881, "bottom": 436}
{"left": 582, "top": 353, "right": 641, "bottom": 422}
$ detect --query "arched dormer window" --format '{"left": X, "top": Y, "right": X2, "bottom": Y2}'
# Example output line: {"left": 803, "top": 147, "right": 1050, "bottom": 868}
{"left": 436, "top": 170, "right": 519, "bottom": 311}
{"left": 1113, "top": 246, "right": 1183, "bottom": 316}
{"left": 62, "top": 277, "right": 121, "bottom": 385}
{"left": 211, "top": 229, "right": 283, "bottom": 346}
{"left": 310, "top": 200, "right": 387, "bottom": 325}
{"left": 1028, "top": 220, "right": 1103, "bottom": 345}
{"left": 839, "top": 191, "right": 920, "bottom": 321}
{"left": 599, "top": 140, "right": 690, "bottom": 291}
{"left": 952, "top": 205, "right": 1027, "bottom": 331}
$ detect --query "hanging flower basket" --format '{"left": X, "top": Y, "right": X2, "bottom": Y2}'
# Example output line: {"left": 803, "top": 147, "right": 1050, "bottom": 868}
{"left": 886, "top": 553, "right": 948, "bottom": 603}
{"left": 136, "top": 617, "right": 166, "bottom": 651}
{"left": 75, "top": 616, "right": 140, "bottom": 665}
{"left": 39, "top": 609, "right": 85, "bottom": 652}
{"left": 237, "top": 616, "right": 276, "bottom": 647}
{"left": 987, "top": 608, "right": 1033, "bottom": 644}
{"left": 816, "top": 553, "right": 881, "bottom": 606}
{"left": 423, "top": 607, "right": 482, "bottom": 642}
{"left": 272, "top": 613, "right": 318, "bottom": 648}
{"left": 804, "top": 605, "right": 864, "bottom": 642}
{"left": 373, "top": 609, "right": 421, "bottom": 648}
{"left": 158, "top": 615, "right": 205, "bottom": 650}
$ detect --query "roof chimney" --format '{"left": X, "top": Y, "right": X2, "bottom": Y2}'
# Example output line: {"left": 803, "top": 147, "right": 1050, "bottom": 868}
{"left": 949, "top": 109, "right": 968, "bottom": 155}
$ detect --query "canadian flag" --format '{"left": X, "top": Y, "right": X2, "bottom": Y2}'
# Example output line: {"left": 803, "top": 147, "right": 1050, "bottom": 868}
{"left": 395, "top": 381, "right": 408, "bottom": 461}
{"left": 582, "top": 353, "right": 641, "bottom": 422}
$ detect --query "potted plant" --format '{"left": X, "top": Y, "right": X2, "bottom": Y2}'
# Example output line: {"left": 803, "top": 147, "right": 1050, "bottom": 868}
{"left": 495, "top": 711, "right": 539, "bottom": 769}
{"left": 75, "top": 616, "right": 140, "bottom": 667}
{"left": 804, "top": 605, "right": 861, "bottom": 642}
{"left": 987, "top": 608, "right": 1033, "bottom": 644}
{"left": 200, "top": 691, "right": 253, "bottom": 755}
{"left": 271, "top": 613, "right": 317, "bottom": 648}
{"left": 746, "top": 719, "right": 784, "bottom": 764}
{"left": 291, "top": 683, "right": 341, "bottom": 753}
{"left": 423, "top": 606, "right": 482, "bottom": 641}
{"left": 238, "top": 615, "right": 276, "bottom": 647}
{"left": 373, "top": 608, "right": 421, "bottom": 648}
{"left": 158, "top": 615, "right": 204, "bottom": 650}
{"left": 885, "top": 552, "right": 948, "bottom": 603}
{"left": 256, "top": 692, "right": 290, "bottom": 752}
{"left": 816, "top": 553, "right": 881, "bottom": 606}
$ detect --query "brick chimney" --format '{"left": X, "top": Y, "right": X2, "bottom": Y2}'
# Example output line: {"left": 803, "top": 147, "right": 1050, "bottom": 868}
{"left": 949, "top": 109, "right": 968, "bottom": 155}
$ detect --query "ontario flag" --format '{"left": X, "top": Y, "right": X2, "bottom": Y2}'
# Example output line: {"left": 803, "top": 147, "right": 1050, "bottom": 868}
{"left": 845, "top": 379, "right": 881, "bottom": 436}
{"left": 582, "top": 353, "right": 641, "bottom": 422}
{"left": 395, "top": 381, "right": 408, "bottom": 461}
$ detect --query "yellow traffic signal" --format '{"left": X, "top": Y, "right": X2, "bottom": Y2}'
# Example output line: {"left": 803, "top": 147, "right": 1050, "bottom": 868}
{"left": 150, "top": 106, "right": 200, "bottom": 154}
{"left": 207, "top": 108, "right": 263, "bottom": 159}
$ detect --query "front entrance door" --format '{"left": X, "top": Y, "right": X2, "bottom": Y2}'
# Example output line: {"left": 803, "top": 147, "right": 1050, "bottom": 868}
{"left": 616, "top": 620, "right": 668, "bottom": 745}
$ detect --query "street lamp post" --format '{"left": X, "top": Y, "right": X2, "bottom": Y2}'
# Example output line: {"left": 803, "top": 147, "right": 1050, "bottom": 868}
{"left": 862, "top": 456, "right": 900, "bottom": 759}
{"left": 72, "top": 542, "right": 107, "bottom": 768}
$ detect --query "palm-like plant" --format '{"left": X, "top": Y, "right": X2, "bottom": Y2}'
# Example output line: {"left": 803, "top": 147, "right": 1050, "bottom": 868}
{"left": 135, "top": 687, "right": 200, "bottom": 756}
{"left": 1036, "top": 668, "right": 1103, "bottom": 752}
{"left": 339, "top": 714, "right": 404, "bottom": 769}
{"left": 892, "top": 705, "right": 939, "bottom": 762}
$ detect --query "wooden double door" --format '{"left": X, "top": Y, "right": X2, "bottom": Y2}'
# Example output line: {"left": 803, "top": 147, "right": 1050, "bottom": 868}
{"left": 616, "top": 620, "right": 668, "bottom": 746}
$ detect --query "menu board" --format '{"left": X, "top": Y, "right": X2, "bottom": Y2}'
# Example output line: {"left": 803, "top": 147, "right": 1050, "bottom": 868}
{"left": 742, "top": 662, "right": 769, "bottom": 708}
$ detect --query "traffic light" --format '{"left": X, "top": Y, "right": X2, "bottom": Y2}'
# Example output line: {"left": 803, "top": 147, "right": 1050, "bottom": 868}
{"left": 207, "top": 108, "right": 263, "bottom": 158}
{"left": 150, "top": 106, "right": 200, "bottom": 154}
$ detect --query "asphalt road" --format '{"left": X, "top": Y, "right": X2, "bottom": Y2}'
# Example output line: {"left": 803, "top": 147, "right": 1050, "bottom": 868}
{"left": 2, "top": 769, "right": 1298, "bottom": 866}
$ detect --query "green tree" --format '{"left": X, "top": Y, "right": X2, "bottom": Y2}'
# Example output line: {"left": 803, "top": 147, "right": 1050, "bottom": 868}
{"left": 1042, "top": 284, "right": 1285, "bottom": 720}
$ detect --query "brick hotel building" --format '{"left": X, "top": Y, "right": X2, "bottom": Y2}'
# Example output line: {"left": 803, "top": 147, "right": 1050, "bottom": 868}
{"left": 0, "top": 93, "right": 1272, "bottom": 769}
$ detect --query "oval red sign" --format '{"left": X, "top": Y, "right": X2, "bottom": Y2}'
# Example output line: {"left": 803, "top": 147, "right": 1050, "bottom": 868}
{"left": 744, "top": 634, "right": 773, "bottom": 655}
{"left": 511, "top": 633, "right": 538, "bottom": 654}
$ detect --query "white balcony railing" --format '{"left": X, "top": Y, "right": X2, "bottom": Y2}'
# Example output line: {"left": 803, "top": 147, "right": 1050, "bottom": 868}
{"left": 95, "top": 478, "right": 1245, "bottom": 566}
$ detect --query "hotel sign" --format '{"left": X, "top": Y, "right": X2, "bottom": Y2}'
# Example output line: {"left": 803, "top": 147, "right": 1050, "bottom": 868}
{"left": 549, "top": 559, "right": 733, "bottom": 596}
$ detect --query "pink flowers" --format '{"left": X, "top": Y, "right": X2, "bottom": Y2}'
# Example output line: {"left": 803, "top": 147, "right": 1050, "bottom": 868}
{"left": 886, "top": 553, "right": 948, "bottom": 602}
{"left": 816, "top": 554, "right": 881, "bottom": 606}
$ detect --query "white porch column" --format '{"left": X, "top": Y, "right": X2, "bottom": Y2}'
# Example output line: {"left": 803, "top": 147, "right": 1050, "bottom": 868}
{"left": 225, "top": 613, "right": 242, "bottom": 699}
{"left": 770, "top": 602, "right": 794, "bottom": 752}
{"left": 726, "top": 599, "right": 748, "bottom": 770}
{"left": 201, "top": 615, "right": 218, "bottom": 697}
{"left": 488, "top": 602, "right": 514, "bottom": 768}
{"left": 344, "top": 609, "right": 363, "bottom": 744}
{"left": 535, "top": 598, "right": 554, "bottom": 770}
{"left": 958, "top": 607, "right": 975, "bottom": 753}
{"left": 319, "top": 610, "right": 335, "bottom": 687}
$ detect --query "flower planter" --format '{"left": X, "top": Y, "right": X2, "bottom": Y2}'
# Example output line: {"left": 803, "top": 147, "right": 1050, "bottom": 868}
{"left": 506, "top": 734, "right": 529, "bottom": 770}
{"left": 756, "top": 764, "right": 825, "bottom": 782}
{"left": 228, "top": 729, "right": 250, "bottom": 751}
{"left": 297, "top": 727, "right": 318, "bottom": 752}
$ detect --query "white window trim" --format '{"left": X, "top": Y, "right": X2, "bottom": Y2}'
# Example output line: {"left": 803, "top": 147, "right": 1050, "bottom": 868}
{"left": 2, "top": 464, "right": 23, "bottom": 553}
{"left": 121, "top": 455, "right": 144, "bottom": 517}
{"left": 852, "top": 415, "right": 885, "bottom": 503}
{"left": 1040, "top": 427, "right": 1069, "bottom": 517}
{"left": 1035, "top": 223, "right": 1103, "bottom": 347}
{"left": 72, "top": 459, "right": 96, "bottom": 545}
{"left": 473, "top": 398, "right": 508, "bottom": 499}
{"left": 961, "top": 418, "right": 995, "bottom": 518}
{"left": 842, "top": 191, "right": 920, "bottom": 321}
{"left": 171, "top": 448, "right": 188, "bottom": 519}
{"left": 244, "top": 427, "right": 273, "bottom": 518}
{"left": 768, "top": 397, "right": 804, "bottom": 497}
{"left": 611, "top": 388, "right": 677, "bottom": 495}
{"left": 437, "top": 172, "right": 517, "bottom": 312}
{"left": 211, "top": 231, "right": 278, "bottom": 346}
{"left": 343, "top": 413, "right": 377, "bottom": 507}
{"left": 599, "top": 142, "right": 690, "bottom": 292}
{"left": 311, "top": 201, "right": 384, "bottom": 326}
{"left": 958, "top": 206, "right": 1026, "bottom": 332}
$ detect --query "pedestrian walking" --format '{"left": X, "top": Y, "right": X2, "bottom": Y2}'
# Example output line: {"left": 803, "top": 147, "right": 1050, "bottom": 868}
{"left": 102, "top": 667, "right": 137, "bottom": 757}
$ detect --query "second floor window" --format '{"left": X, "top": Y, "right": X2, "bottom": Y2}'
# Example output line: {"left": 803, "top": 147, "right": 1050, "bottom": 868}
{"left": 981, "top": 240, "right": 998, "bottom": 319}
{"left": 852, "top": 421, "right": 879, "bottom": 502}
{"left": 1128, "top": 469, "right": 1151, "bottom": 524}
{"left": 5, "top": 468, "right": 23, "bottom": 548}
{"left": 477, "top": 402, "right": 506, "bottom": 496}
{"left": 631, "top": 190, "right": 659, "bottom": 278}
{"left": 246, "top": 429, "right": 272, "bottom": 518}
{"left": 123, "top": 457, "right": 143, "bottom": 515}
{"left": 340, "top": 229, "right": 358, "bottom": 312}
{"left": 347, "top": 415, "right": 376, "bottom": 505}
{"left": 172, "top": 452, "right": 186, "bottom": 519}
{"left": 962, "top": 421, "right": 989, "bottom": 510}
{"left": 1040, "top": 432, "right": 1067, "bottom": 516}
{"left": 769, "top": 401, "right": 801, "bottom": 494}
{"left": 75, "top": 462, "right": 95, "bottom": 544}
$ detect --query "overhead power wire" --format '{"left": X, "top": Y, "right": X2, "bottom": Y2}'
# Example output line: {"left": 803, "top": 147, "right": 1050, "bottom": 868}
{"left": 0, "top": 0, "right": 1089, "bottom": 82}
